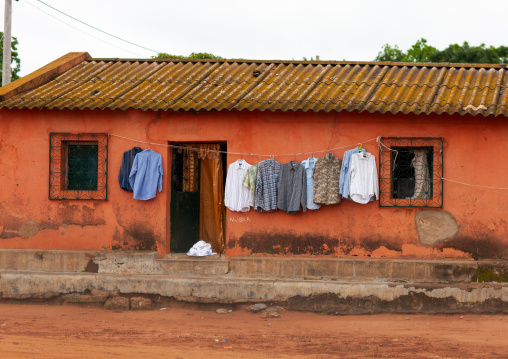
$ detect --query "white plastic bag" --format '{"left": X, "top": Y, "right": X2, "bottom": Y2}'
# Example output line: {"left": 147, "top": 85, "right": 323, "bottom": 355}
{"left": 186, "top": 240, "right": 216, "bottom": 256}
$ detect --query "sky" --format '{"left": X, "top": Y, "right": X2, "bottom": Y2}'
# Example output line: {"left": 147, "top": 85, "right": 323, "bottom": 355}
{"left": 6, "top": 0, "right": 508, "bottom": 77}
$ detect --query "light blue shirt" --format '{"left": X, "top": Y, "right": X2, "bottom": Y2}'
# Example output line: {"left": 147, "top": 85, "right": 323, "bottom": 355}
{"left": 129, "top": 149, "right": 163, "bottom": 200}
{"left": 339, "top": 147, "right": 360, "bottom": 200}
{"left": 301, "top": 156, "right": 321, "bottom": 210}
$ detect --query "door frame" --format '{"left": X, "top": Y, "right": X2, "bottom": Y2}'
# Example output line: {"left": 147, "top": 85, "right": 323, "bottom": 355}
{"left": 166, "top": 141, "right": 227, "bottom": 254}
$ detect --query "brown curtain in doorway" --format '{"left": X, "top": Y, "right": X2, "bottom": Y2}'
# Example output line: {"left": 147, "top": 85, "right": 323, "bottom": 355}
{"left": 198, "top": 145, "right": 225, "bottom": 254}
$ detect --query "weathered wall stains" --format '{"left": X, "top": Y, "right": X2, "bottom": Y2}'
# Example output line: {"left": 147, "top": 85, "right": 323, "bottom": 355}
{"left": 474, "top": 262, "right": 508, "bottom": 282}
{"left": 56, "top": 204, "right": 107, "bottom": 227}
{"left": 235, "top": 231, "right": 403, "bottom": 256}
{"left": 121, "top": 224, "right": 156, "bottom": 250}
{"left": 435, "top": 235, "right": 507, "bottom": 259}
{"left": 415, "top": 210, "right": 459, "bottom": 246}
{"left": 0, "top": 208, "right": 27, "bottom": 239}
{"left": 17, "top": 219, "right": 40, "bottom": 238}
{"left": 288, "top": 292, "right": 508, "bottom": 314}
{"left": 238, "top": 231, "right": 339, "bottom": 255}
{"left": 0, "top": 204, "right": 108, "bottom": 240}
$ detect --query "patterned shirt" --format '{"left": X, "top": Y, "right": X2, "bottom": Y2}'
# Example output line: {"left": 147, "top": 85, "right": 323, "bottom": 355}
{"left": 225, "top": 159, "right": 252, "bottom": 212}
{"left": 301, "top": 156, "right": 321, "bottom": 210}
{"left": 255, "top": 159, "right": 282, "bottom": 212}
{"left": 312, "top": 154, "right": 342, "bottom": 205}
{"left": 277, "top": 161, "right": 307, "bottom": 214}
{"left": 242, "top": 162, "right": 259, "bottom": 207}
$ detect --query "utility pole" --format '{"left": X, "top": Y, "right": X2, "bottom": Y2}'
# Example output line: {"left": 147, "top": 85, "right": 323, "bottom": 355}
{"left": 2, "top": 0, "right": 12, "bottom": 86}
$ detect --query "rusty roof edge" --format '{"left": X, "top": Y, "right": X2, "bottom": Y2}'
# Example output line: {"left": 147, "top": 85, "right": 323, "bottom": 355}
{"left": 88, "top": 57, "right": 508, "bottom": 69}
{"left": 0, "top": 52, "right": 91, "bottom": 102}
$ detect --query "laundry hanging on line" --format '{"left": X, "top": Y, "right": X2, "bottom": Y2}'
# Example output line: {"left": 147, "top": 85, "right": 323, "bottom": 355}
{"left": 128, "top": 149, "right": 163, "bottom": 200}
{"left": 224, "top": 146, "right": 379, "bottom": 213}
{"left": 118, "top": 147, "right": 144, "bottom": 192}
{"left": 349, "top": 151, "right": 379, "bottom": 204}
{"left": 224, "top": 159, "right": 252, "bottom": 212}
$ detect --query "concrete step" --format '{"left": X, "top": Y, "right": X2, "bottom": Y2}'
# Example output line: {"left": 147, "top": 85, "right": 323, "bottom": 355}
{"left": 228, "top": 257, "right": 482, "bottom": 283}
{"left": 157, "top": 254, "right": 229, "bottom": 275}
{"left": 1, "top": 250, "right": 508, "bottom": 285}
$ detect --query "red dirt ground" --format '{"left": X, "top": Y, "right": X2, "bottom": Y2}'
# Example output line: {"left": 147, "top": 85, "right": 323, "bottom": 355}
{"left": 0, "top": 302, "right": 506, "bottom": 358}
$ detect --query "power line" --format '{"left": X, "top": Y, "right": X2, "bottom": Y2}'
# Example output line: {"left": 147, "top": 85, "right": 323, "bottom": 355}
{"left": 24, "top": 0, "right": 145, "bottom": 57}
{"left": 34, "top": 0, "right": 159, "bottom": 54}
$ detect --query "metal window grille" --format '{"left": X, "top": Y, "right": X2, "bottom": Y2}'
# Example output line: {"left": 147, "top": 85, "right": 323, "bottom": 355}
{"left": 379, "top": 137, "right": 443, "bottom": 208}
{"left": 49, "top": 133, "right": 108, "bottom": 200}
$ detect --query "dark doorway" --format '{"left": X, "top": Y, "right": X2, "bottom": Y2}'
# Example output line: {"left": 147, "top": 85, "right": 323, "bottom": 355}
{"left": 170, "top": 143, "right": 226, "bottom": 253}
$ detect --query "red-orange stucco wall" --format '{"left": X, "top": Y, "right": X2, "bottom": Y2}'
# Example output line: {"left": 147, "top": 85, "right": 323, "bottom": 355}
{"left": 0, "top": 108, "right": 507, "bottom": 259}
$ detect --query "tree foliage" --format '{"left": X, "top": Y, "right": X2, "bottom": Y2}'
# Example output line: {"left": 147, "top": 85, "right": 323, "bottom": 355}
{"left": 0, "top": 32, "right": 21, "bottom": 82}
{"left": 151, "top": 52, "right": 222, "bottom": 60}
{"left": 375, "top": 38, "right": 508, "bottom": 64}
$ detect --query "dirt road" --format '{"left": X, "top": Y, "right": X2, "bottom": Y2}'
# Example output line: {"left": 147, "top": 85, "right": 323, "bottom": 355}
{"left": 0, "top": 302, "right": 506, "bottom": 358}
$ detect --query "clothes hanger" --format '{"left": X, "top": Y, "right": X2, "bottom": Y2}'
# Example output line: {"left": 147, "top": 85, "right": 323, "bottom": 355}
{"left": 358, "top": 143, "right": 364, "bottom": 152}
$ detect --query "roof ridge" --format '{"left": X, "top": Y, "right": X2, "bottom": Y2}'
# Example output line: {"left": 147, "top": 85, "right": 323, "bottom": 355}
{"left": 88, "top": 57, "right": 508, "bottom": 69}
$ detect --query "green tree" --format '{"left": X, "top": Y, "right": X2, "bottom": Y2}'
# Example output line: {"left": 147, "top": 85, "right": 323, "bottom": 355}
{"left": 404, "top": 38, "right": 437, "bottom": 62}
{"left": 429, "top": 42, "right": 506, "bottom": 64}
{"left": 375, "top": 43, "right": 405, "bottom": 62}
{"left": 151, "top": 52, "right": 222, "bottom": 60}
{"left": 375, "top": 38, "right": 508, "bottom": 64}
{"left": 375, "top": 38, "right": 436, "bottom": 62}
{"left": 0, "top": 32, "right": 21, "bottom": 82}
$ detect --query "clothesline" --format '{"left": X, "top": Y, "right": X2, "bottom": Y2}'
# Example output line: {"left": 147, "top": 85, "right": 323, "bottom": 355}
{"left": 110, "top": 133, "right": 508, "bottom": 193}
{"left": 109, "top": 133, "right": 379, "bottom": 158}
{"left": 442, "top": 178, "right": 508, "bottom": 191}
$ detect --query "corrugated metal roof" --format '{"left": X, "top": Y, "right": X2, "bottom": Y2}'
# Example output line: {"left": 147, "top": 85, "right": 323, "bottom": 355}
{"left": 1, "top": 57, "right": 507, "bottom": 117}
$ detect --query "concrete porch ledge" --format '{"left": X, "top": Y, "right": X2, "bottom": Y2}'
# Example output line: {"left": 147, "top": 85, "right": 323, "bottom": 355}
{"left": 1, "top": 249, "right": 506, "bottom": 284}
{"left": 1, "top": 250, "right": 508, "bottom": 313}
{"left": 0, "top": 270, "right": 507, "bottom": 314}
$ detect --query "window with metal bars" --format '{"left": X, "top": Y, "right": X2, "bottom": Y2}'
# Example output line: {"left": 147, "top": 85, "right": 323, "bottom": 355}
{"left": 49, "top": 133, "right": 108, "bottom": 200}
{"left": 379, "top": 137, "right": 443, "bottom": 208}
{"left": 66, "top": 143, "right": 99, "bottom": 190}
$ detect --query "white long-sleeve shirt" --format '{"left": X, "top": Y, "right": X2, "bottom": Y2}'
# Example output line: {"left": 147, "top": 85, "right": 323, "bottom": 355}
{"left": 349, "top": 152, "right": 379, "bottom": 204}
{"left": 224, "top": 159, "right": 252, "bottom": 212}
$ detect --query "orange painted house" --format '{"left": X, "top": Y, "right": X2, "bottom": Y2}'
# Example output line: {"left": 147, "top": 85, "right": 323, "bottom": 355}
{"left": 1, "top": 52, "right": 507, "bottom": 260}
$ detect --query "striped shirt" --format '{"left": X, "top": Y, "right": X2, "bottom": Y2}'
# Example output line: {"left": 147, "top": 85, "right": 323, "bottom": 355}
{"left": 301, "top": 157, "right": 320, "bottom": 210}
{"left": 255, "top": 159, "right": 282, "bottom": 212}
{"left": 225, "top": 159, "right": 252, "bottom": 212}
{"left": 339, "top": 147, "right": 360, "bottom": 200}
{"left": 277, "top": 161, "right": 307, "bottom": 213}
